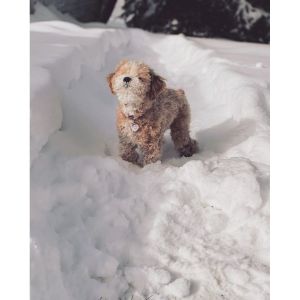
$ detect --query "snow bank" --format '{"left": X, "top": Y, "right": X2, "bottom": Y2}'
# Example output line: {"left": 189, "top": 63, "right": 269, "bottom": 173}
{"left": 31, "top": 21, "right": 269, "bottom": 300}
{"left": 30, "top": 66, "right": 62, "bottom": 163}
{"left": 30, "top": 22, "right": 128, "bottom": 163}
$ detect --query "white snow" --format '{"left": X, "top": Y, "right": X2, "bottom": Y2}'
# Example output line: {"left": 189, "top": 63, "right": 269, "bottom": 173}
{"left": 30, "top": 66, "right": 62, "bottom": 163}
{"left": 30, "top": 2, "right": 77, "bottom": 24}
{"left": 108, "top": 0, "right": 127, "bottom": 27}
{"left": 164, "top": 278, "right": 191, "bottom": 298}
{"left": 30, "top": 14, "right": 269, "bottom": 300}
{"left": 236, "top": 0, "right": 269, "bottom": 30}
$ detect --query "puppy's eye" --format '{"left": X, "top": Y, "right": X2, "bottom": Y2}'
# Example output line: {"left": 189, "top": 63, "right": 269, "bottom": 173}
{"left": 138, "top": 77, "right": 145, "bottom": 82}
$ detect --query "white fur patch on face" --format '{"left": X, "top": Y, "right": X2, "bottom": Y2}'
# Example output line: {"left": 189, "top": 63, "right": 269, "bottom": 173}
{"left": 113, "top": 61, "right": 150, "bottom": 100}
{"left": 114, "top": 77, "right": 147, "bottom": 97}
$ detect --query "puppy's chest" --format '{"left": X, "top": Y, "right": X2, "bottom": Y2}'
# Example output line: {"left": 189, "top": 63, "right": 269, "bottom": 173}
{"left": 117, "top": 105, "right": 163, "bottom": 142}
{"left": 123, "top": 118, "right": 145, "bottom": 139}
{"left": 122, "top": 116, "right": 160, "bottom": 143}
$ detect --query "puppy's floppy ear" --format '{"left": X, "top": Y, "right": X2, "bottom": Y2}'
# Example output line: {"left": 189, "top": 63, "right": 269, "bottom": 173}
{"left": 107, "top": 72, "right": 115, "bottom": 94}
{"left": 149, "top": 69, "right": 166, "bottom": 99}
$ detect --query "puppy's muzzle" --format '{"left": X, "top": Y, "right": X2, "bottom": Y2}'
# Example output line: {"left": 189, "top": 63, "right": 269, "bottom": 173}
{"left": 123, "top": 76, "right": 131, "bottom": 88}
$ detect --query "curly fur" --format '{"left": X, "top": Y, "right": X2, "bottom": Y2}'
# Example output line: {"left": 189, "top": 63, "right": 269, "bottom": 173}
{"left": 107, "top": 60, "right": 198, "bottom": 166}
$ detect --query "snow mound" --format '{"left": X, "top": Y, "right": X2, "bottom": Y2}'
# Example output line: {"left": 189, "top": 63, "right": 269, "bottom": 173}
{"left": 31, "top": 21, "right": 269, "bottom": 300}
{"left": 164, "top": 278, "right": 191, "bottom": 298}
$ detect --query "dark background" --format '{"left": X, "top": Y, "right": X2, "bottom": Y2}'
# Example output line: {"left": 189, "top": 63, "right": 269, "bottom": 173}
{"left": 30, "top": 0, "right": 270, "bottom": 43}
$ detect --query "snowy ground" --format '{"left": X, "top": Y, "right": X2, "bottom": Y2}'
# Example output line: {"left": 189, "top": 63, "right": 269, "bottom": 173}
{"left": 30, "top": 17, "right": 269, "bottom": 300}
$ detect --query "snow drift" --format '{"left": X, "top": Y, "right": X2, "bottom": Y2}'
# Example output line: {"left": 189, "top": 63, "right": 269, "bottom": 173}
{"left": 30, "top": 20, "right": 269, "bottom": 300}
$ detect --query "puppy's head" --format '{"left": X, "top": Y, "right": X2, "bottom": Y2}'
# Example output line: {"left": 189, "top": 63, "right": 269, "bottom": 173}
{"left": 107, "top": 60, "right": 166, "bottom": 101}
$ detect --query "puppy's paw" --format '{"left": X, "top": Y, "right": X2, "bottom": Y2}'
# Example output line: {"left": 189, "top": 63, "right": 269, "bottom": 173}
{"left": 121, "top": 151, "right": 139, "bottom": 165}
{"left": 179, "top": 139, "right": 199, "bottom": 157}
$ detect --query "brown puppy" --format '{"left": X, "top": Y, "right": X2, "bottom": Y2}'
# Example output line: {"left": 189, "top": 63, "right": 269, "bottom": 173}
{"left": 107, "top": 60, "right": 198, "bottom": 166}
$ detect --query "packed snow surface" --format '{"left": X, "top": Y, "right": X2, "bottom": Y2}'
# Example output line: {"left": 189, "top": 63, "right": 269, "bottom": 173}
{"left": 31, "top": 20, "right": 269, "bottom": 300}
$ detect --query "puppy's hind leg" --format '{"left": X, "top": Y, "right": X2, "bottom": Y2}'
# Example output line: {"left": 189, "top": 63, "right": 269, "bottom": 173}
{"left": 170, "top": 104, "right": 198, "bottom": 157}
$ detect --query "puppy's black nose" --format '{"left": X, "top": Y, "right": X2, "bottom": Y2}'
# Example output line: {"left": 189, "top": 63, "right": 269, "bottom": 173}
{"left": 123, "top": 77, "right": 131, "bottom": 83}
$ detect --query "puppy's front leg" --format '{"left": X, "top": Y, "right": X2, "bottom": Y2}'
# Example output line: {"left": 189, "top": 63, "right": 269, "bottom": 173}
{"left": 141, "top": 141, "right": 162, "bottom": 166}
{"left": 119, "top": 137, "right": 139, "bottom": 165}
